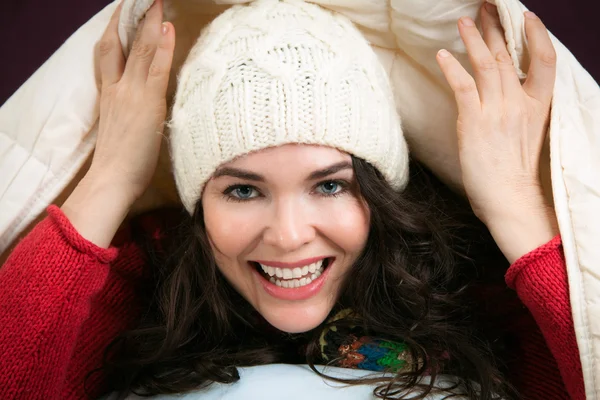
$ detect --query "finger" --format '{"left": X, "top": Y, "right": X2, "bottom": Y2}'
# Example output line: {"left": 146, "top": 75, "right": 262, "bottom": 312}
{"left": 458, "top": 16, "right": 503, "bottom": 106}
{"left": 123, "top": 0, "right": 164, "bottom": 84}
{"left": 437, "top": 49, "right": 481, "bottom": 115}
{"left": 481, "top": 3, "right": 522, "bottom": 98}
{"left": 146, "top": 22, "right": 176, "bottom": 98}
{"left": 522, "top": 11, "right": 557, "bottom": 105}
{"left": 95, "top": 2, "right": 125, "bottom": 88}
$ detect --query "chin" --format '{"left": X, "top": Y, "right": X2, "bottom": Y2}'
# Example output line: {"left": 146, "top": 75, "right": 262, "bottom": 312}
{"left": 258, "top": 303, "right": 334, "bottom": 334}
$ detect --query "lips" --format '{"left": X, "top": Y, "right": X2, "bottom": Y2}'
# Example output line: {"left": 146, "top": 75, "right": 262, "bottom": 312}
{"left": 255, "top": 258, "right": 329, "bottom": 288}
{"left": 249, "top": 257, "right": 334, "bottom": 301}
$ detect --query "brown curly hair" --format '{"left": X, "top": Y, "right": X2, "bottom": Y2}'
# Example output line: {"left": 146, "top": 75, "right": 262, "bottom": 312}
{"left": 91, "top": 158, "right": 518, "bottom": 400}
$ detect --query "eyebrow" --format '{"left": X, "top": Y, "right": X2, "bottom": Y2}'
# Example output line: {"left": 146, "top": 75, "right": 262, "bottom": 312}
{"left": 307, "top": 161, "right": 353, "bottom": 180}
{"left": 213, "top": 167, "right": 264, "bottom": 181}
{"left": 213, "top": 161, "right": 353, "bottom": 182}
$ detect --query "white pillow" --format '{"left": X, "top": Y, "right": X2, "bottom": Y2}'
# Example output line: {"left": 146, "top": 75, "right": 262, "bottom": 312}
{"left": 2, "top": 0, "right": 599, "bottom": 396}
{"left": 101, "top": 364, "right": 466, "bottom": 400}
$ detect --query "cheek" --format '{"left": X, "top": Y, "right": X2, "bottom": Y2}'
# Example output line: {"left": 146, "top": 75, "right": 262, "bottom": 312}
{"left": 202, "top": 198, "right": 264, "bottom": 259}
{"left": 320, "top": 197, "right": 370, "bottom": 253}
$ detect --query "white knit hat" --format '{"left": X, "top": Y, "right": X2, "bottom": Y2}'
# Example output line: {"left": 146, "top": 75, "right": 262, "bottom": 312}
{"left": 170, "top": 0, "right": 409, "bottom": 213}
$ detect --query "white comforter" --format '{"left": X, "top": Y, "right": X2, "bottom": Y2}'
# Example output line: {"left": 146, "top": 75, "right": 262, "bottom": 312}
{"left": 1, "top": 0, "right": 598, "bottom": 397}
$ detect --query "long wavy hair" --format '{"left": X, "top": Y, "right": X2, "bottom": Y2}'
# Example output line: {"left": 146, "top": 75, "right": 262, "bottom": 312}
{"left": 93, "top": 157, "right": 518, "bottom": 399}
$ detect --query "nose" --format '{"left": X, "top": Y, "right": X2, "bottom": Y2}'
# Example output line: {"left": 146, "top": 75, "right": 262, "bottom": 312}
{"left": 262, "top": 196, "right": 316, "bottom": 252}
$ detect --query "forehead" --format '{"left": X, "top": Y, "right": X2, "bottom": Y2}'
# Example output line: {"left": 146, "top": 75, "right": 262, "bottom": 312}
{"left": 221, "top": 144, "right": 352, "bottom": 173}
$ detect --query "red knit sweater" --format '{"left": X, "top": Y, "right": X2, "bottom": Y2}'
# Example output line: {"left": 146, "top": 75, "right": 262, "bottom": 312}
{"left": 0, "top": 206, "right": 585, "bottom": 400}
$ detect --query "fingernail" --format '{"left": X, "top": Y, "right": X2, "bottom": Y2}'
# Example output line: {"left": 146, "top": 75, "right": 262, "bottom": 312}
{"left": 161, "top": 22, "right": 169, "bottom": 35}
{"left": 438, "top": 49, "right": 451, "bottom": 58}
{"left": 485, "top": 3, "right": 498, "bottom": 15}
{"left": 460, "top": 17, "right": 475, "bottom": 27}
{"left": 525, "top": 11, "right": 538, "bottom": 19}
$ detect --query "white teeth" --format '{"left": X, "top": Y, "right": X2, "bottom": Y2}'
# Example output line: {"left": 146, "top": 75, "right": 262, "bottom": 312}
{"left": 258, "top": 258, "right": 330, "bottom": 289}
{"left": 270, "top": 276, "right": 314, "bottom": 288}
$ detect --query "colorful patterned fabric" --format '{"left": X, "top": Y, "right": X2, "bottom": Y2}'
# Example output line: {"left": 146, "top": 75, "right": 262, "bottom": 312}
{"left": 318, "top": 309, "right": 414, "bottom": 373}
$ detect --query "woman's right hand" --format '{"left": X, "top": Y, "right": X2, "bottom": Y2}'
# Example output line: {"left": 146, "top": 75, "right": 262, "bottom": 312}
{"left": 61, "top": 0, "right": 176, "bottom": 248}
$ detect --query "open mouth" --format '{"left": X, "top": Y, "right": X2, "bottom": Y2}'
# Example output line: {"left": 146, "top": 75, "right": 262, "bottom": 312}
{"left": 251, "top": 258, "right": 333, "bottom": 289}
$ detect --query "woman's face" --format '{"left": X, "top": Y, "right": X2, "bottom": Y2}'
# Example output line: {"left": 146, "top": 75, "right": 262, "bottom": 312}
{"left": 202, "top": 144, "right": 370, "bottom": 333}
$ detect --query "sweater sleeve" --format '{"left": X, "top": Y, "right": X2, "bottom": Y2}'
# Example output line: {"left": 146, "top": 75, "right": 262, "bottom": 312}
{"left": 0, "top": 206, "right": 147, "bottom": 400}
{"left": 506, "top": 235, "right": 585, "bottom": 400}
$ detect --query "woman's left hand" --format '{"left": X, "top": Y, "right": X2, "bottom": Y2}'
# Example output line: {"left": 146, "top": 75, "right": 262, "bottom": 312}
{"left": 436, "top": 3, "right": 559, "bottom": 263}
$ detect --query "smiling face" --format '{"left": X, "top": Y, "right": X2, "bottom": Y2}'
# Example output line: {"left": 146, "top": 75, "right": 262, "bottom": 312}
{"left": 201, "top": 144, "right": 370, "bottom": 333}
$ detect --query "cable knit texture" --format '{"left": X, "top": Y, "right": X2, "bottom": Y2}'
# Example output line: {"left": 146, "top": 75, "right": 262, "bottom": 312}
{"left": 170, "top": 0, "right": 409, "bottom": 213}
{"left": 0, "top": 208, "right": 584, "bottom": 399}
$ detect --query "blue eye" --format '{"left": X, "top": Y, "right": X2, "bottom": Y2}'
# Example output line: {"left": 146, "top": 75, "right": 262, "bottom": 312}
{"left": 317, "top": 181, "right": 342, "bottom": 195}
{"left": 233, "top": 186, "right": 255, "bottom": 199}
{"left": 226, "top": 185, "right": 258, "bottom": 201}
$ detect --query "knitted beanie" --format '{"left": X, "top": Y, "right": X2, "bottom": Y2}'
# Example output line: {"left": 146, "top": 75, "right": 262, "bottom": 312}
{"left": 170, "top": 0, "right": 409, "bottom": 213}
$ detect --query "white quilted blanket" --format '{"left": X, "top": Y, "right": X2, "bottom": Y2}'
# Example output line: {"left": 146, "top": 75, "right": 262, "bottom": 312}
{"left": 1, "top": 0, "right": 598, "bottom": 397}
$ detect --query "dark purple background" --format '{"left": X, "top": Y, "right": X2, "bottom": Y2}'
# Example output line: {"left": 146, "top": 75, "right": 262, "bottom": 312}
{"left": 1, "top": 0, "right": 598, "bottom": 106}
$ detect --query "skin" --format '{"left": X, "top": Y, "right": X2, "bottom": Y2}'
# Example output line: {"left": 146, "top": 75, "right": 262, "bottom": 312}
{"left": 202, "top": 145, "right": 369, "bottom": 333}
{"left": 61, "top": 1, "right": 558, "bottom": 331}
{"left": 435, "top": 4, "right": 559, "bottom": 262}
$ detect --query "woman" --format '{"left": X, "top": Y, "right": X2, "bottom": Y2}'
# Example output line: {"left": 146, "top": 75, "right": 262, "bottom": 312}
{"left": 0, "top": 0, "right": 583, "bottom": 399}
